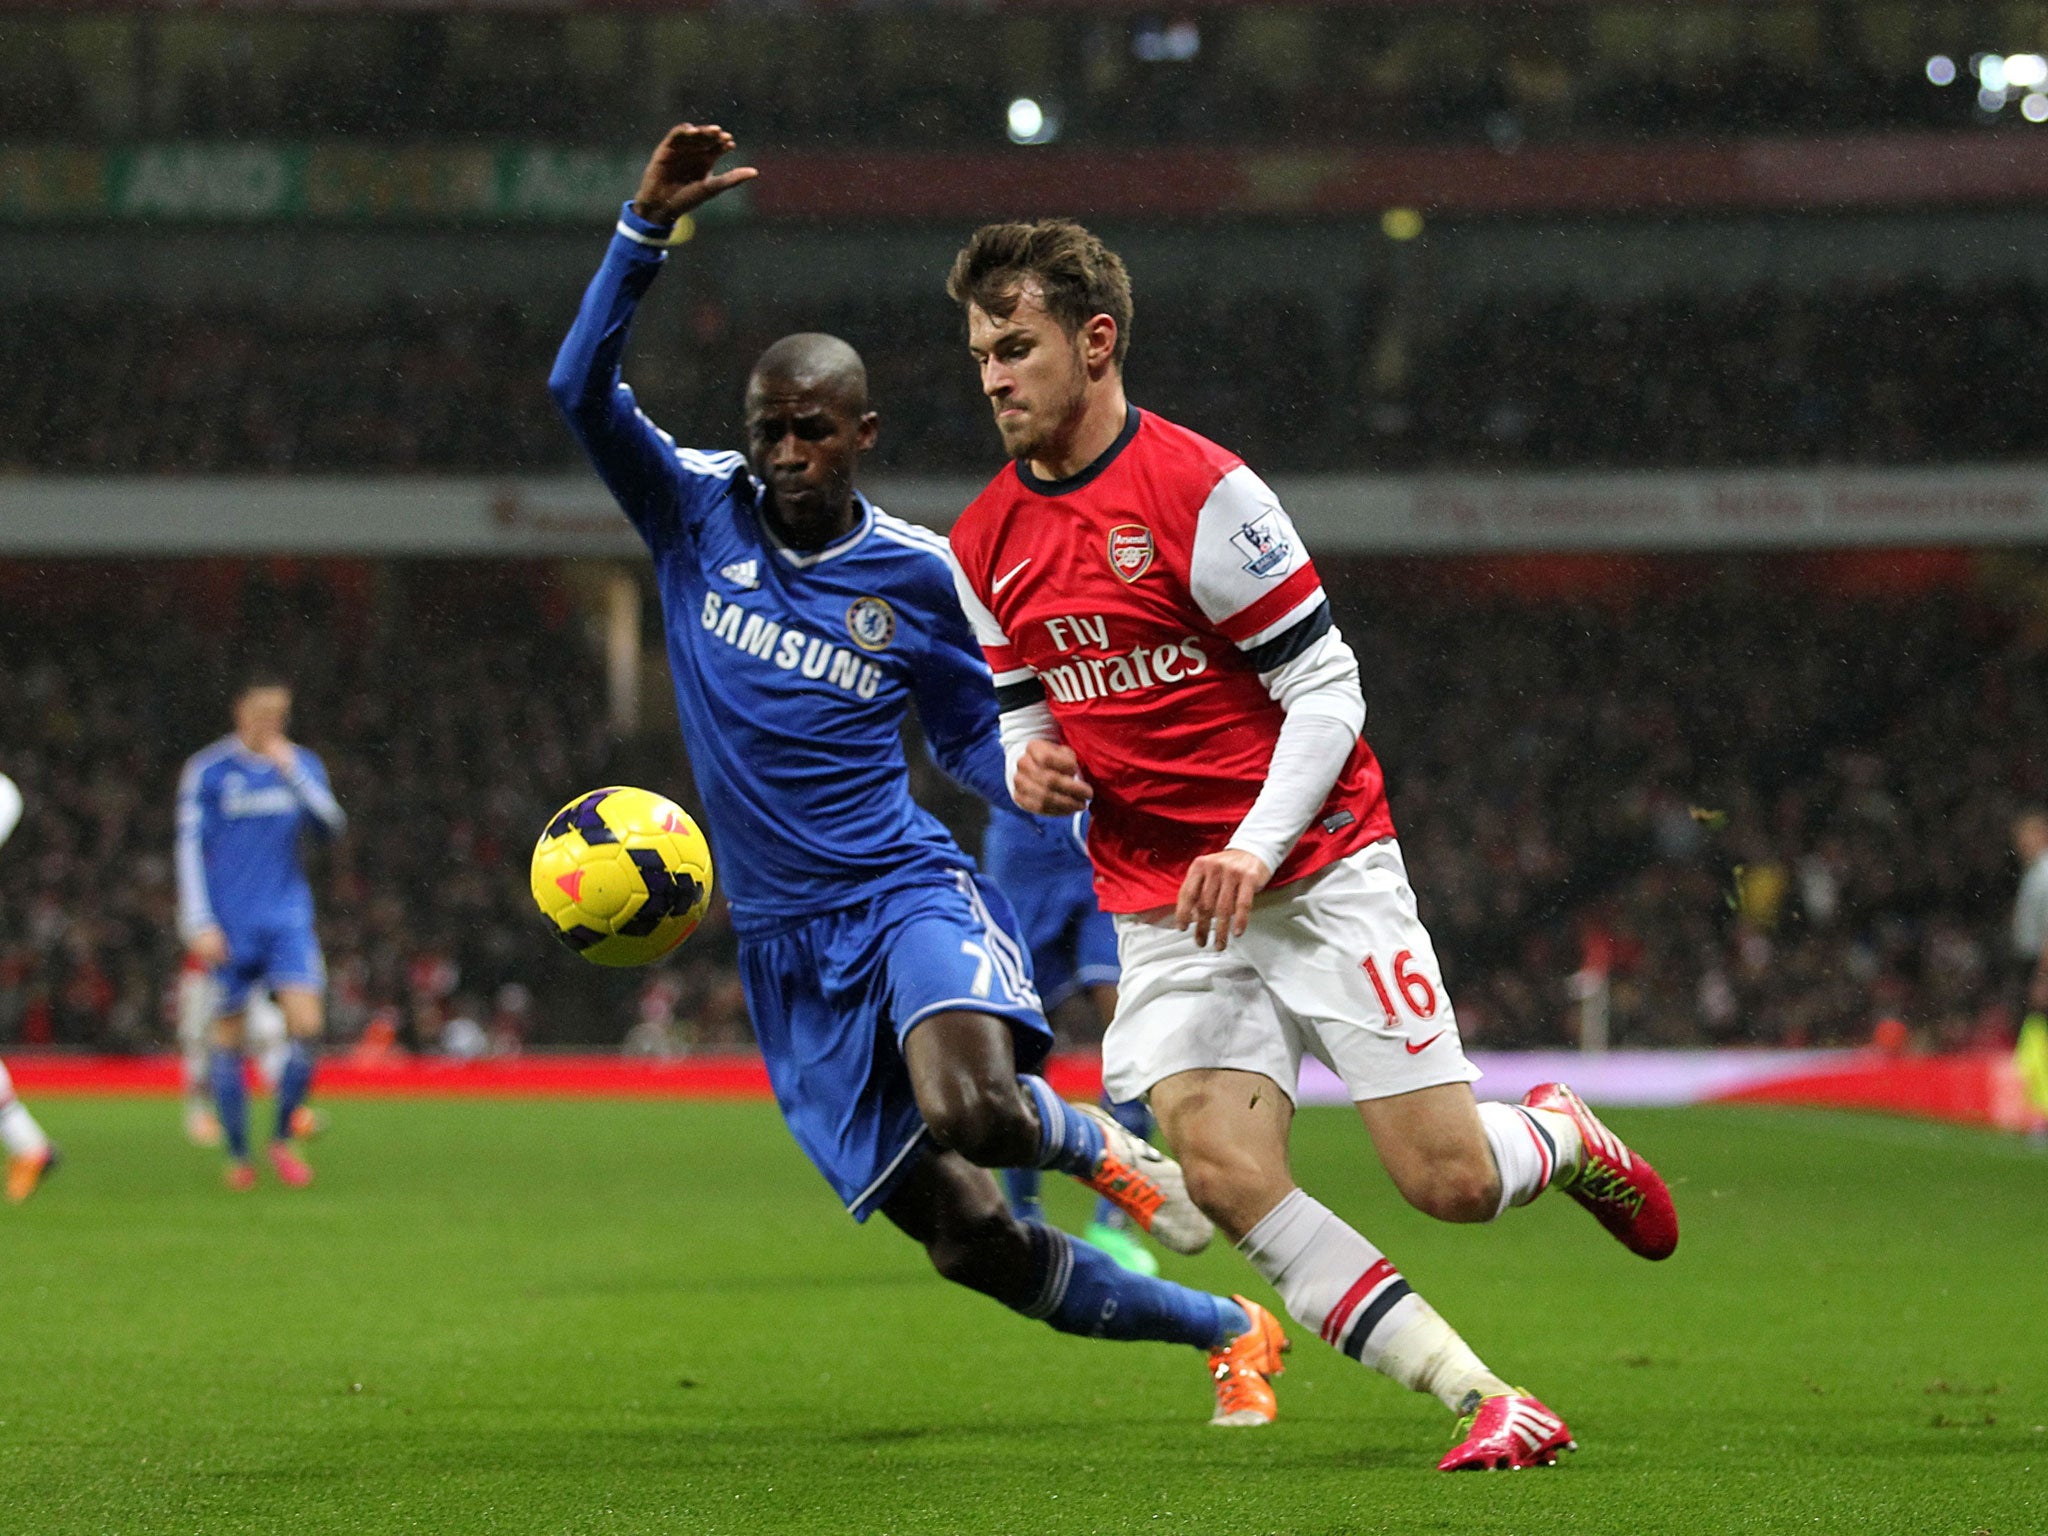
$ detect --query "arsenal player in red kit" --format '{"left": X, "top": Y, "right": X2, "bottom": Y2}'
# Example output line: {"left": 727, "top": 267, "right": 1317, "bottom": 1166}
{"left": 945, "top": 220, "right": 1679, "bottom": 1469}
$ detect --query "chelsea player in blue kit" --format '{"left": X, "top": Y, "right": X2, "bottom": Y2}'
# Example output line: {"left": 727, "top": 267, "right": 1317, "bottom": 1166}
{"left": 551, "top": 125, "right": 1285, "bottom": 1422}
{"left": 984, "top": 805, "right": 1165, "bottom": 1277}
{"left": 176, "top": 676, "right": 343, "bottom": 1190}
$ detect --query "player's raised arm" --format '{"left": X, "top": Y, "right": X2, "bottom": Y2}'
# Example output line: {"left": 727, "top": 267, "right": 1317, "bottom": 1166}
{"left": 547, "top": 124, "right": 759, "bottom": 536}
{"left": 267, "top": 741, "right": 346, "bottom": 839}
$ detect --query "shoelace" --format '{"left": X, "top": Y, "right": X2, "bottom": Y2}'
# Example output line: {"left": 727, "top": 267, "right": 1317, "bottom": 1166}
{"left": 1212, "top": 1361, "right": 1268, "bottom": 1415}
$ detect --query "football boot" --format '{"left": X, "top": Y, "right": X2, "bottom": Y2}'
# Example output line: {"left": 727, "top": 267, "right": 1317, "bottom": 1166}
{"left": 267, "top": 1142, "right": 314, "bottom": 1188}
{"left": 1207, "top": 1296, "right": 1289, "bottom": 1426}
{"left": 5, "top": 1144, "right": 59, "bottom": 1204}
{"left": 1074, "top": 1102, "right": 1214, "bottom": 1255}
{"left": 1439, "top": 1390, "right": 1575, "bottom": 1471}
{"left": 1523, "top": 1082, "right": 1679, "bottom": 1261}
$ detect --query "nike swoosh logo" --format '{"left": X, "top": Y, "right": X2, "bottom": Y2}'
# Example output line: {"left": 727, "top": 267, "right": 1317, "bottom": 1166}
{"left": 1405, "top": 1031, "right": 1445, "bottom": 1055}
{"left": 992, "top": 559, "right": 1032, "bottom": 593}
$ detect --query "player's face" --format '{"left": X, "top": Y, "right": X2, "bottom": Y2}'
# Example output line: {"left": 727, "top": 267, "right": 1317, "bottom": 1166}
{"left": 744, "top": 380, "right": 878, "bottom": 542}
{"left": 234, "top": 687, "right": 291, "bottom": 747}
{"left": 967, "top": 286, "right": 1089, "bottom": 463}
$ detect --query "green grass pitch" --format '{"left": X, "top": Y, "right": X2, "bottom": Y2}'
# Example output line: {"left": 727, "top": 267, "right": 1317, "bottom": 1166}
{"left": 2, "top": 1098, "right": 2042, "bottom": 1535}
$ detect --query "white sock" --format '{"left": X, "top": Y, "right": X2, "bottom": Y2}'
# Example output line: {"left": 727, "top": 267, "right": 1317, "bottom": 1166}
{"left": 1239, "top": 1188, "right": 1508, "bottom": 1411}
{"left": 1477, "top": 1102, "right": 1583, "bottom": 1217}
{"left": 1375, "top": 1299, "right": 1514, "bottom": 1413}
{"left": 0, "top": 1062, "right": 49, "bottom": 1159}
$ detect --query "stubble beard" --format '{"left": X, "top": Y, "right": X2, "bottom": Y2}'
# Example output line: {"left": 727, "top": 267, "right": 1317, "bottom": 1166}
{"left": 1001, "top": 354, "right": 1090, "bottom": 466}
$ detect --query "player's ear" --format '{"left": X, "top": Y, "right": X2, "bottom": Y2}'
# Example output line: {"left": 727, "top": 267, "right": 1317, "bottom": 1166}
{"left": 856, "top": 410, "right": 880, "bottom": 453}
{"left": 1081, "top": 314, "right": 1119, "bottom": 375}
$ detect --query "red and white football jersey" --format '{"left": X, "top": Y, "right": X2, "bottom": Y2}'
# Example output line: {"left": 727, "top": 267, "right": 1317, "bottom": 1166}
{"left": 950, "top": 407, "right": 1394, "bottom": 913}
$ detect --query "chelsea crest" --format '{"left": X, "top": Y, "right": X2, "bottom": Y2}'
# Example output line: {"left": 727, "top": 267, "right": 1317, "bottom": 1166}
{"left": 846, "top": 596, "right": 896, "bottom": 651}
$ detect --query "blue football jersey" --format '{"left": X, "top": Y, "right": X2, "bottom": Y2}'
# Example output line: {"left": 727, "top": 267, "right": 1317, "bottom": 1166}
{"left": 550, "top": 205, "right": 1013, "bottom": 937}
{"left": 175, "top": 738, "right": 345, "bottom": 940}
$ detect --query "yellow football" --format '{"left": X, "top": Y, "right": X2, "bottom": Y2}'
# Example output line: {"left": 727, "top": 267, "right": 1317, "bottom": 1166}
{"left": 530, "top": 786, "right": 714, "bottom": 967}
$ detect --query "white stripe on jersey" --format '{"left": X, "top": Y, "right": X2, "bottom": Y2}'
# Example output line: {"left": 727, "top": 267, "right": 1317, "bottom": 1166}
{"left": 956, "top": 871, "right": 1039, "bottom": 1009}
{"left": 677, "top": 447, "right": 745, "bottom": 479}
{"left": 614, "top": 218, "right": 671, "bottom": 248}
{"left": 950, "top": 560, "right": 1013, "bottom": 649}
{"left": 872, "top": 509, "right": 953, "bottom": 561}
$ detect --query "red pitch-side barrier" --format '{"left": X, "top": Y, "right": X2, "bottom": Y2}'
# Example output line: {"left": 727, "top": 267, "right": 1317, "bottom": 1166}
{"left": 2, "top": 1052, "right": 1108, "bottom": 1102}
{"left": 1710, "top": 1049, "right": 2031, "bottom": 1130}
{"left": 5, "top": 1049, "right": 2029, "bottom": 1129}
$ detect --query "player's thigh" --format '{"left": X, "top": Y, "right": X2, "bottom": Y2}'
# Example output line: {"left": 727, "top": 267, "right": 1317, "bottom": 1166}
{"left": 263, "top": 926, "right": 327, "bottom": 1026}
{"left": 882, "top": 874, "right": 1051, "bottom": 1074}
{"left": 1250, "top": 841, "right": 1480, "bottom": 1105}
{"left": 736, "top": 930, "right": 930, "bottom": 1223}
{"left": 1353, "top": 1081, "right": 1494, "bottom": 1205}
{"left": 1149, "top": 1067, "right": 1298, "bottom": 1242}
{"left": 1103, "top": 911, "right": 1298, "bottom": 1108}
{"left": 274, "top": 987, "right": 323, "bottom": 1039}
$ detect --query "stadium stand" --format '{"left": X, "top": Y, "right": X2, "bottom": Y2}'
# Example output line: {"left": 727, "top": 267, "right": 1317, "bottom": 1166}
{"left": 0, "top": 5, "right": 1994, "bottom": 148}
{"left": 1, "top": 556, "right": 2037, "bottom": 1056}
{"left": 3, "top": 276, "right": 2042, "bottom": 475}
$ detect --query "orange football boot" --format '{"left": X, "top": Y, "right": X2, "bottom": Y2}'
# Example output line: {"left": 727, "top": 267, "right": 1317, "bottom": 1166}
{"left": 1207, "top": 1296, "right": 1290, "bottom": 1426}
{"left": 6, "top": 1145, "right": 58, "bottom": 1203}
{"left": 1073, "top": 1102, "right": 1214, "bottom": 1254}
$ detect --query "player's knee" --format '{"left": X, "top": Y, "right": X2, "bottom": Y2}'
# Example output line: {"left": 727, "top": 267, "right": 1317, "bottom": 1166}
{"left": 1397, "top": 1156, "right": 1498, "bottom": 1224}
{"left": 920, "top": 1079, "right": 1034, "bottom": 1168}
{"left": 926, "top": 1208, "right": 1030, "bottom": 1301}
{"left": 1178, "top": 1145, "right": 1282, "bottom": 1242}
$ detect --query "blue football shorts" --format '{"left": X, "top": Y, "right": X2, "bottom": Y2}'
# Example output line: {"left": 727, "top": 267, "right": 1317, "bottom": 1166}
{"left": 994, "top": 857, "right": 1120, "bottom": 1012}
{"left": 214, "top": 919, "right": 326, "bottom": 1013}
{"left": 737, "top": 869, "right": 1051, "bottom": 1221}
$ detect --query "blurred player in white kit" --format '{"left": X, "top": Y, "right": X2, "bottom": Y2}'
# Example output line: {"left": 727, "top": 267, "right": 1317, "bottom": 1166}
{"left": 0, "top": 771, "right": 60, "bottom": 1202}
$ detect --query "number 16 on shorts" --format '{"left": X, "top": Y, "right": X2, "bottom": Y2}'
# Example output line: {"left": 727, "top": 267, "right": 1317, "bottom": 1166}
{"left": 1361, "top": 949, "right": 1441, "bottom": 1036}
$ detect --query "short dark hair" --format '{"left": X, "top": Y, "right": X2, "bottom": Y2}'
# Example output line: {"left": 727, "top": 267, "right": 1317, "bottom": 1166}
{"left": 236, "top": 669, "right": 291, "bottom": 700}
{"left": 947, "top": 219, "right": 1134, "bottom": 368}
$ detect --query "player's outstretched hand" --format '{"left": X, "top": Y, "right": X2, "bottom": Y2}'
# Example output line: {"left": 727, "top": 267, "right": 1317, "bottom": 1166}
{"left": 1175, "top": 848, "right": 1272, "bottom": 952}
{"left": 633, "top": 123, "right": 759, "bottom": 226}
{"left": 1011, "top": 740, "right": 1093, "bottom": 817}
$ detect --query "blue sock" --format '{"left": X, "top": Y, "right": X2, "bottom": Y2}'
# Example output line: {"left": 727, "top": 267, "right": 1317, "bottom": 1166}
{"left": 1019, "top": 1075, "right": 1106, "bottom": 1176}
{"left": 273, "top": 1041, "right": 315, "bottom": 1142}
{"left": 1003, "top": 1167, "right": 1045, "bottom": 1221}
{"left": 1017, "top": 1222, "right": 1247, "bottom": 1348}
{"left": 1093, "top": 1095, "right": 1156, "bottom": 1228}
{"left": 209, "top": 1048, "right": 249, "bottom": 1161}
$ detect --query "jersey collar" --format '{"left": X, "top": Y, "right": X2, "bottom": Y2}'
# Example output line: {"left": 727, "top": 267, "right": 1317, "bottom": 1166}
{"left": 759, "top": 485, "right": 876, "bottom": 569}
{"left": 1013, "top": 404, "right": 1141, "bottom": 498}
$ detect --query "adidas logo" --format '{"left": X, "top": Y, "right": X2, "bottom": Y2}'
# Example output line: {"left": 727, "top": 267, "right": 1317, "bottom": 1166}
{"left": 719, "top": 559, "right": 760, "bottom": 589}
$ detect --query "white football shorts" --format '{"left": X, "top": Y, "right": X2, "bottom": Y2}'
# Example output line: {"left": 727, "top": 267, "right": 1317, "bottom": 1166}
{"left": 1104, "top": 838, "right": 1481, "bottom": 1106}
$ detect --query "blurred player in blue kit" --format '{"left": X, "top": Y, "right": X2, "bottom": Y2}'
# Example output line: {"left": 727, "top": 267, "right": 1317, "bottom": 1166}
{"left": 0, "top": 771, "right": 60, "bottom": 1203}
{"left": 176, "top": 676, "right": 344, "bottom": 1190}
{"left": 984, "top": 804, "right": 1162, "bottom": 1276}
{"left": 550, "top": 123, "right": 1291, "bottom": 1422}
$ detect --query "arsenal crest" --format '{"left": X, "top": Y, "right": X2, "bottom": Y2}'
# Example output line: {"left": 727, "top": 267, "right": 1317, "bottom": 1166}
{"left": 1107, "top": 524, "right": 1154, "bottom": 583}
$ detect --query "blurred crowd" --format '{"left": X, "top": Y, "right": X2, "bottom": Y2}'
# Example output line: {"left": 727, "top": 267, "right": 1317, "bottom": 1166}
{"left": 1338, "top": 559, "right": 2043, "bottom": 1050}
{"left": 0, "top": 3, "right": 2003, "bottom": 150}
{"left": 1, "top": 555, "right": 2041, "bottom": 1056}
{"left": 0, "top": 562, "right": 747, "bottom": 1059}
{"left": 6, "top": 275, "right": 2045, "bottom": 476}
